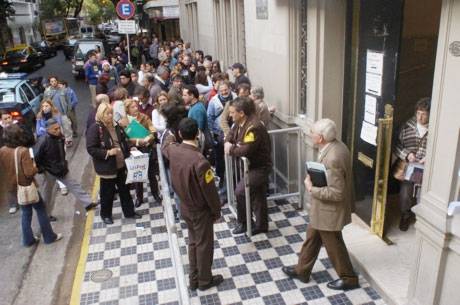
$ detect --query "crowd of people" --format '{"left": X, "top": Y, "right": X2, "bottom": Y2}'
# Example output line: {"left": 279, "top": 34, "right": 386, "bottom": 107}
{"left": 1, "top": 33, "right": 428, "bottom": 294}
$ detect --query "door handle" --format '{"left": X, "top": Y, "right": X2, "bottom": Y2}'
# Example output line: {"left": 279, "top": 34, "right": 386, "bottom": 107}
{"left": 448, "top": 201, "right": 460, "bottom": 216}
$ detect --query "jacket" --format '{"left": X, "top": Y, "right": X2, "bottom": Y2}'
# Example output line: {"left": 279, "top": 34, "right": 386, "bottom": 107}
{"left": 162, "top": 142, "right": 221, "bottom": 218}
{"left": 86, "top": 122, "right": 130, "bottom": 176}
{"left": 85, "top": 61, "right": 100, "bottom": 85}
{"left": 0, "top": 146, "right": 38, "bottom": 192}
{"left": 308, "top": 140, "right": 353, "bottom": 231}
{"left": 226, "top": 115, "right": 272, "bottom": 170}
{"left": 34, "top": 133, "right": 68, "bottom": 178}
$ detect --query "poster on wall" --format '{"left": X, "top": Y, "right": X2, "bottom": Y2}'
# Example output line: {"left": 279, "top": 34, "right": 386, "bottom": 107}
{"left": 256, "top": 0, "right": 268, "bottom": 20}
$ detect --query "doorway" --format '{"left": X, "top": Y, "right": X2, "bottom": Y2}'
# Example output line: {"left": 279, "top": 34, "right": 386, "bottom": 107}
{"left": 343, "top": 0, "right": 442, "bottom": 239}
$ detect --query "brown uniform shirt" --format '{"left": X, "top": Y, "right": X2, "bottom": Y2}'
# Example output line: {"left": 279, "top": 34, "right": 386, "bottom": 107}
{"left": 226, "top": 115, "right": 272, "bottom": 170}
{"left": 162, "top": 142, "right": 221, "bottom": 217}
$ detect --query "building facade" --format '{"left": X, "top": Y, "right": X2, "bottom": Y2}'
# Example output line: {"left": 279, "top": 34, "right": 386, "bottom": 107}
{"left": 7, "top": 0, "right": 41, "bottom": 46}
{"left": 178, "top": 0, "right": 460, "bottom": 304}
{"left": 143, "top": 0, "right": 180, "bottom": 41}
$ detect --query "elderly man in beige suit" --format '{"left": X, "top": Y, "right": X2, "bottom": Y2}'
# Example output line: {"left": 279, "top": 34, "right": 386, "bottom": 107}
{"left": 282, "top": 118, "right": 359, "bottom": 291}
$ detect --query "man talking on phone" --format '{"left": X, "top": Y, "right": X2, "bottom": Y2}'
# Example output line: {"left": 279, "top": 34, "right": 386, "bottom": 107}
{"left": 282, "top": 118, "right": 359, "bottom": 291}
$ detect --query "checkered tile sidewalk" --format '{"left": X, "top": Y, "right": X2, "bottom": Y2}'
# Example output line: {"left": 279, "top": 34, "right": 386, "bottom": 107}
{"left": 77, "top": 188, "right": 386, "bottom": 305}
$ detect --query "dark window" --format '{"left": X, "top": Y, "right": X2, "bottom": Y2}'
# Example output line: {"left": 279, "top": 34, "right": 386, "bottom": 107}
{"left": 20, "top": 83, "right": 35, "bottom": 102}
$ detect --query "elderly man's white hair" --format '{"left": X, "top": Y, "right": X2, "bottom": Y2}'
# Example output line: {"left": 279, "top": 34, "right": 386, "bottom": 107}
{"left": 313, "top": 118, "right": 337, "bottom": 142}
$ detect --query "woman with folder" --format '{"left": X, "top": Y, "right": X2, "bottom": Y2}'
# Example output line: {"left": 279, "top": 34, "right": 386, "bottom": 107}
{"left": 124, "top": 99, "right": 161, "bottom": 207}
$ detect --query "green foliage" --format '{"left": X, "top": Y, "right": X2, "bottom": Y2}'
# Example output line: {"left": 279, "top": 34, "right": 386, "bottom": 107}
{"left": 39, "top": 0, "right": 85, "bottom": 19}
{"left": 0, "top": 0, "right": 16, "bottom": 24}
{"left": 84, "top": 0, "right": 116, "bottom": 24}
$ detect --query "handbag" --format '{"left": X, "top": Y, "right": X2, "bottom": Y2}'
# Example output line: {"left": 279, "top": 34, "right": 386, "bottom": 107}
{"left": 14, "top": 147, "right": 39, "bottom": 205}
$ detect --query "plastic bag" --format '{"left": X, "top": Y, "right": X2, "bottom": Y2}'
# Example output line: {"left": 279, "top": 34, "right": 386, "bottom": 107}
{"left": 125, "top": 153, "right": 149, "bottom": 183}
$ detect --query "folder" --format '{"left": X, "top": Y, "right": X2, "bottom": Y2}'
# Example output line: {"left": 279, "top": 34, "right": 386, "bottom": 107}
{"left": 306, "top": 161, "right": 328, "bottom": 187}
{"left": 125, "top": 119, "right": 150, "bottom": 139}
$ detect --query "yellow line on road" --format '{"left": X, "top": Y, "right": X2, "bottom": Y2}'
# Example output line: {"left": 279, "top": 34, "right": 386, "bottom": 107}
{"left": 69, "top": 176, "right": 99, "bottom": 305}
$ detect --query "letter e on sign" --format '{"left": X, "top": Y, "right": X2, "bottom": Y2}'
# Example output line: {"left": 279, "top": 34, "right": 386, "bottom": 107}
{"left": 116, "top": 0, "right": 135, "bottom": 19}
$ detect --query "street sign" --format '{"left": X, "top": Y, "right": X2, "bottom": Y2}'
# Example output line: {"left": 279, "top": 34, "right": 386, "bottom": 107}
{"left": 116, "top": 0, "right": 136, "bottom": 19}
{"left": 118, "top": 20, "right": 136, "bottom": 34}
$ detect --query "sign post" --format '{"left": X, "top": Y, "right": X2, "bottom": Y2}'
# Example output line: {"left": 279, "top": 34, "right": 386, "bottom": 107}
{"left": 116, "top": 0, "right": 136, "bottom": 67}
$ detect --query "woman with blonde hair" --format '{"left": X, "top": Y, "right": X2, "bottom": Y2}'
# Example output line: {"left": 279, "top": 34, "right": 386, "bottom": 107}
{"left": 86, "top": 103, "right": 141, "bottom": 225}
{"left": 151, "top": 91, "right": 169, "bottom": 132}
{"left": 36, "top": 99, "right": 63, "bottom": 138}
{"left": 124, "top": 99, "right": 161, "bottom": 207}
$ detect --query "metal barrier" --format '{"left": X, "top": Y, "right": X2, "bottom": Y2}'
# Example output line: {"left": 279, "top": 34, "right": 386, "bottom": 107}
{"left": 225, "top": 126, "right": 303, "bottom": 237}
{"left": 156, "top": 145, "right": 189, "bottom": 305}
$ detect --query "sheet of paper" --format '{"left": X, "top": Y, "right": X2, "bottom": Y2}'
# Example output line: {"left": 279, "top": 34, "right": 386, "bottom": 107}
{"left": 306, "top": 161, "right": 326, "bottom": 173}
{"left": 364, "top": 95, "right": 377, "bottom": 124}
{"left": 366, "top": 51, "right": 384, "bottom": 75}
{"left": 130, "top": 150, "right": 144, "bottom": 157}
{"left": 365, "top": 72, "right": 382, "bottom": 97}
{"left": 360, "top": 121, "right": 378, "bottom": 146}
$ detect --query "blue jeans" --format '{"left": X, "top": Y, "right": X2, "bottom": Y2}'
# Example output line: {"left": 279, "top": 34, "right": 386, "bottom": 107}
{"left": 21, "top": 197, "right": 57, "bottom": 246}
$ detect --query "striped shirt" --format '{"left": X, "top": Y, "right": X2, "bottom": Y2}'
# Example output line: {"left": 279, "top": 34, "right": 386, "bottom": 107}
{"left": 395, "top": 117, "right": 428, "bottom": 161}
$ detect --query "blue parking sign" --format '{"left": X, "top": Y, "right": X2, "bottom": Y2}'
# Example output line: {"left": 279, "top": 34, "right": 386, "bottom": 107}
{"left": 116, "top": 0, "right": 136, "bottom": 19}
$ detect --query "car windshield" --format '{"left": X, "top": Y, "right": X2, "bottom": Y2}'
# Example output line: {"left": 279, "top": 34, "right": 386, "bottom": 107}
{"left": 5, "top": 49, "right": 26, "bottom": 58}
{"left": 75, "top": 43, "right": 101, "bottom": 56}
{"left": 0, "top": 89, "right": 16, "bottom": 103}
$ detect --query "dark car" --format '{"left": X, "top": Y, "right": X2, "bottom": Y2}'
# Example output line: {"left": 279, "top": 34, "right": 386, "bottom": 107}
{"left": 31, "top": 40, "right": 57, "bottom": 59}
{"left": 72, "top": 39, "right": 105, "bottom": 79}
{"left": 1, "top": 46, "right": 45, "bottom": 72}
{"left": 0, "top": 73, "right": 44, "bottom": 131}
{"left": 63, "top": 38, "right": 78, "bottom": 60}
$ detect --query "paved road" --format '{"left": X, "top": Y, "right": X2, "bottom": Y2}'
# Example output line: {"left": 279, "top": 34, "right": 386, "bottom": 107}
{"left": 0, "top": 51, "right": 95, "bottom": 305}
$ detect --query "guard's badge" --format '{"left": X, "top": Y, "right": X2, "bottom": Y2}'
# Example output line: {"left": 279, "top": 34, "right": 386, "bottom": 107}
{"left": 243, "top": 131, "right": 255, "bottom": 143}
{"left": 205, "top": 169, "right": 214, "bottom": 184}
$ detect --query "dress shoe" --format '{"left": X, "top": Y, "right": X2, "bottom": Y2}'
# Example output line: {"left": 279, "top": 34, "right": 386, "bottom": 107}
{"left": 198, "top": 274, "right": 224, "bottom": 291}
{"left": 85, "top": 202, "right": 98, "bottom": 211}
{"left": 327, "top": 279, "right": 360, "bottom": 291}
{"left": 153, "top": 194, "right": 162, "bottom": 203}
{"left": 127, "top": 213, "right": 142, "bottom": 219}
{"left": 232, "top": 223, "right": 247, "bottom": 235}
{"left": 103, "top": 217, "right": 114, "bottom": 225}
{"left": 399, "top": 213, "right": 415, "bottom": 231}
{"left": 49, "top": 215, "right": 57, "bottom": 222}
{"left": 189, "top": 282, "right": 198, "bottom": 291}
{"left": 282, "top": 266, "right": 309, "bottom": 283}
{"left": 135, "top": 198, "right": 143, "bottom": 208}
{"left": 251, "top": 228, "right": 268, "bottom": 236}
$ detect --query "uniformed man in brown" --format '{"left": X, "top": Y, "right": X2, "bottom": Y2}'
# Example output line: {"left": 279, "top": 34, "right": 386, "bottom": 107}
{"left": 282, "top": 118, "right": 359, "bottom": 291}
{"left": 224, "top": 97, "right": 272, "bottom": 235}
{"left": 162, "top": 118, "right": 224, "bottom": 291}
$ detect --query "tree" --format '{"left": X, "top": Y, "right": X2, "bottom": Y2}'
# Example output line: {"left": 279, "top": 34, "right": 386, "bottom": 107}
{"left": 0, "top": 0, "right": 15, "bottom": 52}
{"left": 39, "top": 0, "right": 85, "bottom": 19}
{"left": 84, "top": 0, "right": 115, "bottom": 24}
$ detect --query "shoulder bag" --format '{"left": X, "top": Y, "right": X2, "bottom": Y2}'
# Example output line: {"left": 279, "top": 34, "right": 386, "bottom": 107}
{"left": 14, "top": 147, "right": 39, "bottom": 205}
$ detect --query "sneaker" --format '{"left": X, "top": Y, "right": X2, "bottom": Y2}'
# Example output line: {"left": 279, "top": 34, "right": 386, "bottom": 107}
{"left": 53, "top": 233, "right": 63, "bottom": 243}
{"left": 9, "top": 207, "right": 17, "bottom": 214}
{"left": 60, "top": 187, "right": 69, "bottom": 196}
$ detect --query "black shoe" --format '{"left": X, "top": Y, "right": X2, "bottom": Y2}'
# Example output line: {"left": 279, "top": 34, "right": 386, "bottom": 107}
{"left": 153, "top": 194, "right": 162, "bottom": 203}
{"left": 232, "top": 223, "right": 247, "bottom": 235}
{"left": 327, "top": 279, "right": 360, "bottom": 291}
{"left": 190, "top": 282, "right": 198, "bottom": 291}
{"left": 282, "top": 266, "right": 309, "bottom": 283}
{"left": 252, "top": 228, "right": 268, "bottom": 236}
{"left": 135, "top": 198, "right": 143, "bottom": 208}
{"left": 126, "top": 213, "right": 142, "bottom": 219}
{"left": 399, "top": 213, "right": 415, "bottom": 231}
{"left": 198, "top": 275, "right": 224, "bottom": 291}
{"left": 103, "top": 217, "right": 114, "bottom": 225}
{"left": 49, "top": 215, "right": 57, "bottom": 222}
{"left": 85, "top": 202, "right": 98, "bottom": 211}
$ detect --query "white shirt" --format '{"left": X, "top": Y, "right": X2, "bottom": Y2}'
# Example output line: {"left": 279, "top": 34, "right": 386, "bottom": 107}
{"left": 152, "top": 109, "right": 166, "bottom": 132}
{"left": 416, "top": 123, "right": 428, "bottom": 138}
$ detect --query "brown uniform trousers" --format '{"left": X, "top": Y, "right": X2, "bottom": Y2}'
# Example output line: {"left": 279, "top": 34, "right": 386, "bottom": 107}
{"left": 227, "top": 115, "right": 272, "bottom": 231}
{"left": 162, "top": 142, "right": 221, "bottom": 287}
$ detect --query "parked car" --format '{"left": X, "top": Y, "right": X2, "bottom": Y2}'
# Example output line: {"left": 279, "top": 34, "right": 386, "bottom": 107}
{"left": 0, "top": 72, "right": 44, "bottom": 131}
{"left": 1, "top": 45, "right": 45, "bottom": 72}
{"left": 31, "top": 40, "right": 57, "bottom": 58}
{"left": 63, "top": 37, "right": 78, "bottom": 60}
{"left": 72, "top": 39, "right": 105, "bottom": 79}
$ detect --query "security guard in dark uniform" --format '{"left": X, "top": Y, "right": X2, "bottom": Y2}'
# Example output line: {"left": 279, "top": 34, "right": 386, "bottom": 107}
{"left": 224, "top": 97, "right": 272, "bottom": 235}
{"left": 162, "top": 118, "right": 224, "bottom": 291}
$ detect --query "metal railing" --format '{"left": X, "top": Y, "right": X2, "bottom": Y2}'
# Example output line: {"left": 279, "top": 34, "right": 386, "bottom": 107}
{"left": 225, "top": 126, "right": 303, "bottom": 237}
{"left": 156, "top": 145, "right": 189, "bottom": 305}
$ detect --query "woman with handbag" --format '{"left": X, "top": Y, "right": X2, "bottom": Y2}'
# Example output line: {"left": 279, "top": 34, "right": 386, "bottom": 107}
{"left": 124, "top": 99, "right": 161, "bottom": 207}
{"left": 393, "top": 98, "right": 430, "bottom": 231}
{"left": 86, "top": 103, "right": 141, "bottom": 225}
{"left": 0, "top": 124, "right": 61, "bottom": 247}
